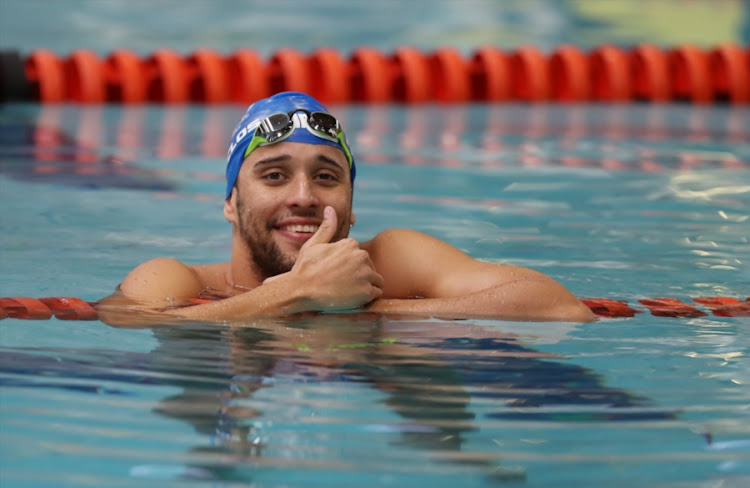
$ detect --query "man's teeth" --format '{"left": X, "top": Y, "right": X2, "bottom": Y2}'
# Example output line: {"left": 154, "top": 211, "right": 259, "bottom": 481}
{"left": 281, "top": 224, "right": 319, "bottom": 233}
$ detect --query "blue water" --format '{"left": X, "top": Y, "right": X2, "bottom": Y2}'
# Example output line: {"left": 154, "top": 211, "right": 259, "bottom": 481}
{"left": 2, "top": 1, "right": 750, "bottom": 487}
{"left": 2, "top": 0, "right": 748, "bottom": 57}
{"left": 1, "top": 102, "right": 749, "bottom": 488}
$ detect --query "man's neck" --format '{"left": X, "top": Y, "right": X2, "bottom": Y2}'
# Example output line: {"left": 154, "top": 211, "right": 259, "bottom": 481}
{"left": 227, "top": 236, "right": 265, "bottom": 293}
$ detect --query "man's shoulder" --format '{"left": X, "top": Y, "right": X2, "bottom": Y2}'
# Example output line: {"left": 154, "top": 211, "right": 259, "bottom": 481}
{"left": 363, "top": 228, "right": 432, "bottom": 247}
{"left": 120, "top": 257, "right": 205, "bottom": 302}
{"left": 131, "top": 257, "right": 196, "bottom": 276}
{"left": 363, "top": 228, "right": 457, "bottom": 255}
{"left": 361, "top": 228, "right": 452, "bottom": 270}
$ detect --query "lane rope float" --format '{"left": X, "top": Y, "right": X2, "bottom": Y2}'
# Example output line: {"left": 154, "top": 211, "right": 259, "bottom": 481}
{"left": 1, "top": 296, "right": 748, "bottom": 321}
{"left": 2, "top": 44, "right": 748, "bottom": 105}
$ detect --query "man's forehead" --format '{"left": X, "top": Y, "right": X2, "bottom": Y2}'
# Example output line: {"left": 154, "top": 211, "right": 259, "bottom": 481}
{"left": 244, "top": 142, "right": 350, "bottom": 170}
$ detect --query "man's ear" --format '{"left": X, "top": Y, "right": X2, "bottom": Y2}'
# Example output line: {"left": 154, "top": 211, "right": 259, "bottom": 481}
{"left": 223, "top": 188, "right": 238, "bottom": 224}
{"left": 350, "top": 211, "right": 356, "bottom": 227}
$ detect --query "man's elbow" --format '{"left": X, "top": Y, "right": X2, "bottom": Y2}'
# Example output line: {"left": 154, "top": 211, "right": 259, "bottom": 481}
{"left": 558, "top": 299, "right": 597, "bottom": 323}
{"left": 95, "top": 297, "right": 144, "bottom": 328}
{"left": 519, "top": 279, "right": 598, "bottom": 323}
{"left": 95, "top": 294, "right": 182, "bottom": 328}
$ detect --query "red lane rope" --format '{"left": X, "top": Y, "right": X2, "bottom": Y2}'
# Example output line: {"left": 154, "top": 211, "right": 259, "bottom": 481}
{"left": 16, "top": 44, "right": 750, "bottom": 105}
{"left": 1, "top": 296, "right": 748, "bottom": 321}
{"left": 0, "top": 297, "right": 98, "bottom": 321}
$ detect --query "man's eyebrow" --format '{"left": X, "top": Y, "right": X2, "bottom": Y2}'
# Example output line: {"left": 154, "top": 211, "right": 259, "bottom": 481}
{"left": 252, "top": 155, "right": 292, "bottom": 167}
{"left": 316, "top": 154, "right": 347, "bottom": 171}
{"left": 252, "top": 153, "right": 346, "bottom": 170}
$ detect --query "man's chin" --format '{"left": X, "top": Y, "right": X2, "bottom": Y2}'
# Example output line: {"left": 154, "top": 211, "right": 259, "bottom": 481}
{"left": 242, "top": 234, "right": 298, "bottom": 278}
{"left": 272, "top": 245, "right": 300, "bottom": 271}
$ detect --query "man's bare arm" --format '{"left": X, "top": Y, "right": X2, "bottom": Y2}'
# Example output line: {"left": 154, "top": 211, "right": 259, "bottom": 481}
{"left": 363, "top": 229, "right": 596, "bottom": 322}
{"left": 96, "top": 257, "right": 317, "bottom": 326}
{"left": 366, "top": 278, "right": 595, "bottom": 322}
{"left": 98, "top": 207, "right": 383, "bottom": 327}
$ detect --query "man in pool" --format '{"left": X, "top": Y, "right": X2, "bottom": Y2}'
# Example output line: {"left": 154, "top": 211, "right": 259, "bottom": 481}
{"left": 98, "top": 91, "right": 595, "bottom": 325}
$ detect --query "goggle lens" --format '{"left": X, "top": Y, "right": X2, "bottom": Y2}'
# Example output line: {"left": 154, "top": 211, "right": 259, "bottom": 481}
{"left": 307, "top": 112, "right": 339, "bottom": 139}
{"left": 259, "top": 112, "right": 295, "bottom": 143}
{"left": 245, "top": 109, "right": 351, "bottom": 169}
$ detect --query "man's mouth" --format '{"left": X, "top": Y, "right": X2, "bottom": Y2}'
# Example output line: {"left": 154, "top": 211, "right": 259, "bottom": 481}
{"left": 278, "top": 224, "right": 319, "bottom": 234}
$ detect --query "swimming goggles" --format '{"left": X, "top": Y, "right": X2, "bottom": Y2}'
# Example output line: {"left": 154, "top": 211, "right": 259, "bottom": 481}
{"left": 243, "top": 109, "right": 354, "bottom": 169}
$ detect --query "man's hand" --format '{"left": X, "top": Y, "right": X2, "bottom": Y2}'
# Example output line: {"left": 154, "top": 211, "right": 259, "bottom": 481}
{"left": 264, "top": 206, "right": 384, "bottom": 311}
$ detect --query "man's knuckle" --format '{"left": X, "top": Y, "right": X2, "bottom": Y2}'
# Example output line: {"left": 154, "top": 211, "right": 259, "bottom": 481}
{"left": 353, "top": 248, "right": 369, "bottom": 260}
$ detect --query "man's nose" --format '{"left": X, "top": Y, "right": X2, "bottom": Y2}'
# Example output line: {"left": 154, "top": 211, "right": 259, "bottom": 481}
{"left": 286, "top": 176, "right": 319, "bottom": 208}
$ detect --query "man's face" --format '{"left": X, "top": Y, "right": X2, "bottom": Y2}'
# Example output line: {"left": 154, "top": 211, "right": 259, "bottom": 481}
{"left": 226, "top": 142, "right": 354, "bottom": 280}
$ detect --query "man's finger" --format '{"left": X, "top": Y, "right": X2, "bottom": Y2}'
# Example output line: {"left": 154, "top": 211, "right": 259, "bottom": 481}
{"left": 303, "top": 206, "right": 338, "bottom": 247}
{"left": 371, "top": 270, "right": 385, "bottom": 290}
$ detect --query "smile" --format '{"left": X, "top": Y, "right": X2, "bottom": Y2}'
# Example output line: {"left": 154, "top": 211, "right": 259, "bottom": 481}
{"left": 278, "top": 224, "right": 319, "bottom": 233}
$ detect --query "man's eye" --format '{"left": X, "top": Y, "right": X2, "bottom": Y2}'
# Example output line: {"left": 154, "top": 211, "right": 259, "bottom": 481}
{"left": 316, "top": 173, "right": 337, "bottom": 181}
{"left": 264, "top": 172, "right": 284, "bottom": 180}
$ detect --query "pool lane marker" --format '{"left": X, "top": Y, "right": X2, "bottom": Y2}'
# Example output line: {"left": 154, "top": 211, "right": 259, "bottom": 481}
{"left": 6, "top": 43, "right": 749, "bottom": 104}
{"left": 0, "top": 296, "right": 748, "bottom": 321}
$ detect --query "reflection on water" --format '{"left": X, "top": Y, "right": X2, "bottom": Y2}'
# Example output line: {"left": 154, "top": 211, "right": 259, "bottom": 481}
{"left": 2, "top": 104, "right": 747, "bottom": 191}
{"left": 1, "top": 314, "right": 677, "bottom": 485}
{"left": 1, "top": 101, "right": 748, "bottom": 485}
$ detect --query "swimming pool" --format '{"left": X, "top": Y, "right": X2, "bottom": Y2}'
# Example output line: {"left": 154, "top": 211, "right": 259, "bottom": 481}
{"left": 1, "top": 102, "right": 749, "bottom": 487}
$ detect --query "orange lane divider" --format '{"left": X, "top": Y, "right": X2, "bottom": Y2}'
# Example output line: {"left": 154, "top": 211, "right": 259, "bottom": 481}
{"left": 1, "top": 296, "right": 748, "bottom": 321}
{"left": 579, "top": 298, "right": 643, "bottom": 318}
{"left": 638, "top": 297, "right": 708, "bottom": 318}
{"left": 9, "top": 44, "right": 749, "bottom": 105}
{"left": 0, "top": 297, "right": 99, "bottom": 321}
{"left": 692, "top": 297, "right": 750, "bottom": 317}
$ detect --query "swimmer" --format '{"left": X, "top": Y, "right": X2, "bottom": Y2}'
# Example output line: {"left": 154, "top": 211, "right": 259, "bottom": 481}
{"left": 98, "top": 92, "right": 595, "bottom": 325}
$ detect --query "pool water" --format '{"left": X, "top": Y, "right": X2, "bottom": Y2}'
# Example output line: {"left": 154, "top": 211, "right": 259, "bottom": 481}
{"left": 1, "top": 103, "right": 749, "bottom": 487}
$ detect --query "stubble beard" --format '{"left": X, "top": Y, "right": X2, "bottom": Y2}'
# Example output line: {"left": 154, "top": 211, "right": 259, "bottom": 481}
{"left": 235, "top": 194, "right": 351, "bottom": 282}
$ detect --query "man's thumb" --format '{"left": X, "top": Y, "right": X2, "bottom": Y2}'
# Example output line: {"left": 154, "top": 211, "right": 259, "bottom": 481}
{"left": 304, "top": 206, "right": 337, "bottom": 246}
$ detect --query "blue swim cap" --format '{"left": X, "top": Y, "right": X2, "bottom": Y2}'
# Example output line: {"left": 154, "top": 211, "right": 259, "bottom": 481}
{"left": 225, "top": 91, "right": 356, "bottom": 199}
